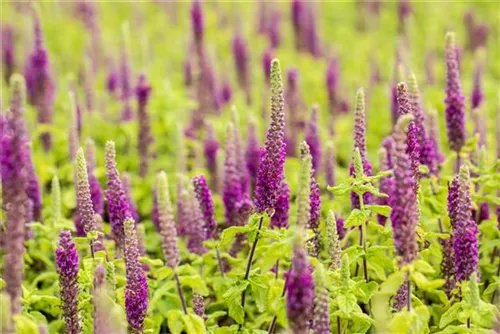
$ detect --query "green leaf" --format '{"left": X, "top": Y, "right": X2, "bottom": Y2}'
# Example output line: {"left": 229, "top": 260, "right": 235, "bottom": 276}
{"left": 156, "top": 266, "right": 174, "bottom": 280}
{"left": 411, "top": 272, "right": 444, "bottom": 291}
{"left": 439, "top": 303, "right": 462, "bottom": 328}
{"left": 140, "top": 257, "right": 164, "bottom": 267}
{"left": 328, "top": 182, "right": 352, "bottom": 196}
{"left": 182, "top": 314, "right": 206, "bottom": 334}
{"left": 218, "top": 226, "right": 249, "bottom": 248}
{"left": 344, "top": 209, "right": 370, "bottom": 228}
{"left": 249, "top": 275, "right": 269, "bottom": 313}
{"left": 378, "top": 271, "right": 405, "bottom": 295}
{"left": 364, "top": 205, "right": 391, "bottom": 217}
{"left": 180, "top": 275, "right": 209, "bottom": 296}
{"left": 167, "top": 309, "right": 185, "bottom": 334}
{"left": 336, "top": 294, "right": 358, "bottom": 316}
{"left": 206, "top": 311, "right": 227, "bottom": 326}
{"left": 13, "top": 314, "right": 39, "bottom": 334}
{"left": 222, "top": 281, "right": 249, "bottom": 324}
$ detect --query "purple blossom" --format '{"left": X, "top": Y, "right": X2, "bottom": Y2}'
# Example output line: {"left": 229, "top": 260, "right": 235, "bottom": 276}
{"left": 192, "top": 293, "right": 206, "bottom": 320}
{"left": 123, "top": 218, "right": 148, "bottom": 333}
{"left": 255, "top": 59, "right": 286, "bottom": 214}
{"left": 105, "top": 141, "right": 132, "bottom": 249}
{"left": 336, "top": 214, "right": 346, "bottom": 240}
{"left": 122, "top": 174, "right": 139, "bottom": 223}
{"left": 223, "top": 123, "right": 243, "bottom": 226}
{"left": 422, "top": 109, "right": 443, "bottom": 177}
{"left": 119, "top": 47, "right": 133, "bottom": 121}
{"left": 204, "top": 122, "right": 219, "bottom": 191}
{"left": 191, "top": 0, "right": 204, "bottom": 45}
{"left": 219, "top": 78, "right": 232, "bottom": 106}
{"left": 106, "top": 63, "right": 119, "bottom": 96}
{"left": 2, "top": 25, "right": 15, "bottom": 84}
{"left": 305, "top": 104, "right": 321, "bottom": 175}
{"left": 350, "top": 88, "right": 373, "bottom": 209}
{"left": 452, "top": 166, "right": 479, "bottom": 282}
{"left": 55, "top": 230, "right": 81, "bottom": 334}
{"left": 440, "top": 236, "right": 455, "bottom": 297}
{"left": 184, "top": 178, "right": 208, "bottom": 255}
{"left": 25, "top": 15, "right": 55, "bottom": 151}
{"left": 324, "top": 142, "right": 335, "bottom": 188}
{"left": 1, "top": 75, "right": 29, "bottom": 315}
{"left": 287, "top": 232, "right": 315, "bottom": 334}
{"left": 232, "top": 33, "right": 251, "bottom": 105}
{"left": 471, "top": 60, "right": 484, "bottom": 110}
{"left": 86, "top": 139, "right": 104, "bottom": 216}
{"left": 312, "top": 266, "right": 330, "bottom": 334}
{"left": 136, "top": 74, "right": 153, "bottom": 178}
{"left": 270, "top": 181, "right": 290, "bottom": 229}
{"left": 444, "top": 32, "right": 466, "bottom": 153}
{"left": 76, "top": 148, "right": 97, "bottom": 238}
{"left": 157, "top": 172, "right": 180, "bottom": 269}
{"left": 193, "top": 175, "right": 217, "bottom": 239}
{"left": 268, "top": 11, "right": 281, "bottom": 48}
{"left": 308, "top": 177, "right": 321, "bottom": 257}
{"left": 325, "top": 57, "right": 340, "bottom": 117}
{"left": 291, "top": 0, "right": 306, "bottom": 52}
{"left": 390, "top": 114, "right": 419, "bottom": 265}
{"left": 24, "top": 144, "right": 41, "bottom": 222}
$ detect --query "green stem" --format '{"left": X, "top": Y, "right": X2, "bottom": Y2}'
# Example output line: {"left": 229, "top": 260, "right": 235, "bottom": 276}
{"left": 240, "top": 216, "right": 264, "bottom": 326}
{"left": 358, "top": 193, "right": 368, "bottom": 282}
{"left": 215, "top": 247, "right": 225, "bottom": 278}
{"left": 174, "top": 273, "right": 188, "bottom": 315}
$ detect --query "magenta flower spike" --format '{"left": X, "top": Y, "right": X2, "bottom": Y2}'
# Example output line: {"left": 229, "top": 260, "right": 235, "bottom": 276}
{"left": 223, "top": 122, "right": 243, "bottom": 226}
{"left": 123, "top": 218, "right": 149, "bottom": 333}
{"left": 452, "top": 166, "right": 479, "bottom": 282}
{"left": 122, "top": 174, "right": 139, "bottom": 223}
{"left": 2, "top": 25, "right": 15, "bottom": 84}
{"left": 24, "top": 143, "right": 41, "bottom": 222}
{"left": 136, "top": 74, "right": 153, "bottom": 178}
{"left": 471, "top": 58, "right": 484, "bottom": 110}
{"left": 232, "top": 33, "right": 252, "bottom": 105}
{"left": 270, "top": 180, "right": 290, "bottom": 229}
{"left": 325, "top": 57, "right": 339, "bottom": 117}
{"left": 105, "top": 141, "right": 132, "bottom": 249}
{"left": 390, "top": 114, "right": 419, "bottom": 266}
{"left": 193, "top": 175, "right": 217, "bottom": 240}
{"left": 308, "top": 176, "right": 321, "bottom": 257}
{"left": 204, "top": 122, "right": 220, "bottom": 191}
{"left": 55, "top": 230, "right": 81, "bottom": 334}
{"left": 255, "top": 59, "right": 286, "bottom": 214}
{"left": 262, "top": 47, "right": 274, "bottom": 86}
{"left": 305, "top": 104, "right": 321, "bottom": 175}
{"left": 191, "top": 0, "right": 204, "bottom": 47}
{"left": 397, "top": 82, "right": 420, "bottom": 190}
{"left": 287, "top": 231, "right": 314, "bottom": 334}
{"left": 350, "top": 88, "right": 373, "bottom": 209}
{"left": 1, "top": 75, "right": 29, "bottom": 316}
{"left": 25, "top": 14, "right": 55, "bottom": 151}
{"left": 444, "top": 32, "right": 466, "bottom": 154}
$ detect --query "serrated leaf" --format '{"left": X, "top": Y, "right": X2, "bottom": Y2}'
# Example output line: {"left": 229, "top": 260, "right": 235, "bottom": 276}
{"left": 439, "top": 303, "right": 462, "bottom": 328}
{"left": 223, "top": 281, "right": 249, "bottom": 324}
{"left": 328, "top": 182, "right": 352, "bottom": 196}
{"left": 218, "top": 226, "right": 249, "bottom": 248}
{"left": 365, "top": 204, "right": 391, "bottom": 217}
{"left": 180, "top": 275, "right": 209, "bottom": 296}
{"left": 167, "top": 309, "right": 185, "bottom": 334}
{"left": 182, "top": 314, "right": 206, "bottom": 334}
{"left": 344, "top": 209, "right": 370, "bottom": 228}
{"left": 378, "top": 271, "right": 405, "bottom": 295}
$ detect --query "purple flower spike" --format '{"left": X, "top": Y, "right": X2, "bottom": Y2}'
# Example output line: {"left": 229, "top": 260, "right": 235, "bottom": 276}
{"left": 136, "top": 74, "right": 153, "bottom": 178}
{"left": 423, "top": 109, "right": 443, "bottom": 177}
{"left": 123, "top": 218, "right": 148, "bottom": 333}
{"left": 56, "top": 230, "right": 81, "bottom": 334}
{"left": 350, "top": 88, "right": 373, "bottom": 209}
{"left": 444, "top": 32, "right": 466, "bottom": 153}
{"left": 471, "top": 59, "right": 484, "bottom": 110}
{"left": 440, "top": 235, "right": 455, "bottom": 297}
{"left": 397, "top": 82, "right": 420, "bottom": 190}
{"left": 119, "top": 46, "right": 133, "bottom": 121}
{"left": 245, "top": 120, "right": 262, "bottom": 191}
{"left": 157, "top": 172, "right": 180, "bottom": 269}
{"left": 1, "top": 75, "right": 29, "bottom": 315}
{"left": 390, "top": 114, "right": 419, "bottom": 265}
{"left": 305, "top": 104, "right": 321, "bottom": 175}
{"left": 24, "top": 143, "right": 41, "bottom": 222}
{"left": 193, "top": 175, "right": 217, "bottom": 240}
{"left": 270, "top": 181, "right": 290, "bottom": 229}
{"left": 76, "top": 148, "right": 97, "bottom": 236}
{"left": 2, "top": 25, "right": 15, "bottom": 84}
{"left": 105, "top": 141, "right": 132, "bottom": 250}
{"left": 324, "top": 141, "right": 336, "bottom": 188}
{"left": 223, "top": 122, "right": 243, "bottom": 226}
{"left": 25, "top": 14, "right": 55, "bottom": 151}
{"left": 313, "top": 265, "right": 330, "bottom": 334}
{"left": 191, "top": 0, "right": 204, "bottom": 45}
{"left": 185, "top": 180, "right": 207, "bottom": 255}
{"left": 203, "top": 122, "right": 220, "bottom": 191}
{"left": 285, "top": 68, "right": 305, "bottom": 157}
{"left": 308, "top": 176, "right": 321, "bottom": 257}
{"left": 287, "top": 231, "right": 315, "bottom": 334}
{"left": 232, "top": 33, "right": 251, "bottom": 105}
{"left": 326, "top": 57, "right": 340, "bottom": 118}
{"left": 269, "top": 11, "right": 281, "bottom": 48}
{"left": 452, "top": 166, "right": 479, "bottom": 282}
{"left": 255, "top": 59, "right": 286, "bottom": 214}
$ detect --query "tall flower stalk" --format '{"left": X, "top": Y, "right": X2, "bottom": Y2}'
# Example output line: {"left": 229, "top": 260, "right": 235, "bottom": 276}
{"left": 123, "top": 218, "right": 148, "bottom": 333}
{"left": 136, "top": 74, "right": 152, "bottom": 178}
{"left": 444, "top": 32, "right": 466, "bottom": 171}
{"left": 1, "top": 75, "right": 29, "bottom": 316}
{"left": 390, "top": 114, "right": 419, "bottom": 311}
{"left": 55, "top": 230, "right": 81, "bottom": 334}
{"left": 156, "top": 171, "right": 187, "bottom": 314}
{"left": 242, "top": 58, "right": 285, "bottom": 320}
